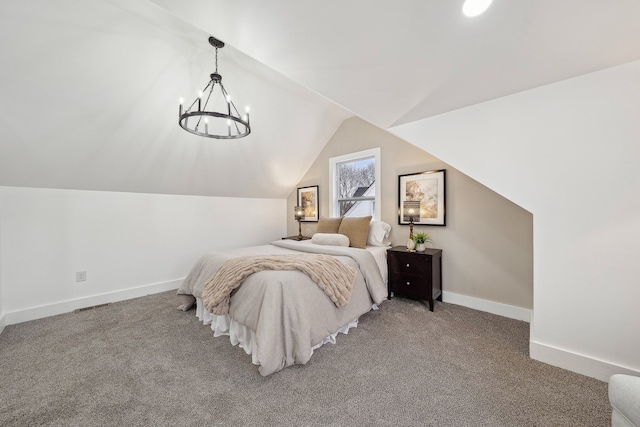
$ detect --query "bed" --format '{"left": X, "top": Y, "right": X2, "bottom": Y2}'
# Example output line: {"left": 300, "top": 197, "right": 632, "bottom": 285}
{"left": 177, "top": 229, "right": 390, "bottom": 376}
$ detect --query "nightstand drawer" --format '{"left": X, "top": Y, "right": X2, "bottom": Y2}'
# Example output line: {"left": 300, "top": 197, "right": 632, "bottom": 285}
{"left": 387, "top": 252, "right": 430, "bottom": 275}
{"left": 389, "top": 272, "right": 429, "bottom": 299}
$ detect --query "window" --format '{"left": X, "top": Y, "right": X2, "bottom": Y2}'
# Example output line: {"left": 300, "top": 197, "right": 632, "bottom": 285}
{"left": 329, "top": 148, "right": 381, "bottom": 220}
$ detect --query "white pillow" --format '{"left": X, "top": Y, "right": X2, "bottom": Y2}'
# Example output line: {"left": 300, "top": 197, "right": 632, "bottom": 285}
{"left": 367, "top": 221, "right": 392, "bottom": 247}
{"left": 311, "top": 233, "right": 350, "bottom": 247}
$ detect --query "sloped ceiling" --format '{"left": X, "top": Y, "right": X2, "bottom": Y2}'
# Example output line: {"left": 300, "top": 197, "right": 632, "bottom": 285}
{"left": 0, "top": 0, "right": 351, "bottom": 198}
{"left": 2, "top": 0, "right": 640, "bottom": 198}
{"left": 149, "top": 0, "right": 640, "bottom": 128}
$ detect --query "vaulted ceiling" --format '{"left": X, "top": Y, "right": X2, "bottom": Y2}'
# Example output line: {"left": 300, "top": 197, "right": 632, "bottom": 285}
{"left": 2, "top": 0, "right": 639, "bottom": 198}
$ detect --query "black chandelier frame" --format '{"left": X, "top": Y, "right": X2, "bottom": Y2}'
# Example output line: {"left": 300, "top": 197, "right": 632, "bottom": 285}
{"left": 178, "top": 36, "right": 251, "bottom": 139}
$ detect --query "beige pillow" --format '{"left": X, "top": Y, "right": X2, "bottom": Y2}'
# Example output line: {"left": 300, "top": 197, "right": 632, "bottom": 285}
{"left": 338, "top": 216, "right": 372, "bottom": 249}
{"left": 316, "top": 217, "right": 343, "bottom": 234}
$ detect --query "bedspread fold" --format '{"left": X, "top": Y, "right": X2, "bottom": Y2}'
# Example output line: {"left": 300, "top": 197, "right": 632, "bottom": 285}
{"left": 202, "top": 254, "right": 356, "bottom": 315}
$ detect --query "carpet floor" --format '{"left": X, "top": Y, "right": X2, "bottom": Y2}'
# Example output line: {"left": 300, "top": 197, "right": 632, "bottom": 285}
{"left": 0, "top": 291, "right": 610, "bottom": 426}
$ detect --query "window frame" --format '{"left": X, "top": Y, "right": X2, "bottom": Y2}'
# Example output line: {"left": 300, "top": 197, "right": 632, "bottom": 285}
{"left": 329, "top": 147, "right": 381, "bottom": 220}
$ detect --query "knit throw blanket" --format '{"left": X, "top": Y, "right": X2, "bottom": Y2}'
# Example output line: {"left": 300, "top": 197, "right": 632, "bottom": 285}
{"left": 202, "top": 254, "right": 357, "bottom": 315}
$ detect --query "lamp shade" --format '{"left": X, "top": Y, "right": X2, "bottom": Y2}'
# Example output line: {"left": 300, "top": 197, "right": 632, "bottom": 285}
{"left": 403, "top": 201, "right": 421, "bottom": 222}
{"left": 294, "top": 206, "right": 305, "bottom": 221}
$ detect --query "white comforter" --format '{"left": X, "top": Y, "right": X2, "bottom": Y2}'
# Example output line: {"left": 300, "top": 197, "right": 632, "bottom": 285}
{"left": 178, "top": 240, "right": 388, "bottom": 376}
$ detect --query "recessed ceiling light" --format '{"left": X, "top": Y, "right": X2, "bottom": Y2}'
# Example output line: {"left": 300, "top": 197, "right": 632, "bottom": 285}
{"left": 462, "top": 0, "right": 493, "bottom": 17}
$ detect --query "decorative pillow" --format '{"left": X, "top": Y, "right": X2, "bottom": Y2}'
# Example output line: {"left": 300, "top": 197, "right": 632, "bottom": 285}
{"left": 338, "top": 216, "right": 372, "bottom": 249}
{"left": 311, "top": 233, "right": 350, "bottom": 247}
{"left": 367, "top": 220, "right": 392, "bottom": 247}
{"left": 316, "top": 217, "right": 343, "bottom": 234}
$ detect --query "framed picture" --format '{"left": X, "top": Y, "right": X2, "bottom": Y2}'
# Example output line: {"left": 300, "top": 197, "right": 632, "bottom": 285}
{"left": 297, "top": 185, "right": 319, "bottom": 222}
{"left": 398, "top": 170, "right": 446, "bottom": 226}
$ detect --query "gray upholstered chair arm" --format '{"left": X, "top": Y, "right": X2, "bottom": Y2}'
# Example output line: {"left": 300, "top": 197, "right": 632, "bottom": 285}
{"left": 610, "top": 374, "right": 640, "bottom": 427}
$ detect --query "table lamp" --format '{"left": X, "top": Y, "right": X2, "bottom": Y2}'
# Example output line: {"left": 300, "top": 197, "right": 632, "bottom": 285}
{"left": 294, "top": 206, "right": 305, "bottom": 240}
{"left": 403, "top": 200, "right": 421, "bottom": 240}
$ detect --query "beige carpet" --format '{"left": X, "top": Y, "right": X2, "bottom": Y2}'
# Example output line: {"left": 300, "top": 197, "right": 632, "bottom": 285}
{"left": 0, "top": 291, "right": 610, "bottom": 426}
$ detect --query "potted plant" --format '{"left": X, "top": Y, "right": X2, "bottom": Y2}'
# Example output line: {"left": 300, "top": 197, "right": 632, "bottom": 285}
{"left": 412, "top": 232, "right": 432, "bottom": 252}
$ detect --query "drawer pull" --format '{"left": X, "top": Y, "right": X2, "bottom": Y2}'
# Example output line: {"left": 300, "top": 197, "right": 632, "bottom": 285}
{"left": 406, "top": 263, "right": 410, "bottom": 268}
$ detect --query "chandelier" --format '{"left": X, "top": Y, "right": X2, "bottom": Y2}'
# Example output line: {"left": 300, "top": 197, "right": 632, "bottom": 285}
{"left": 178, "top": 36, "right": 251, "bottom": 139}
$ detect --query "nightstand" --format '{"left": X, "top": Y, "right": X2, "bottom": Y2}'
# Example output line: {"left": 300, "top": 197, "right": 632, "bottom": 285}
{"left": 387, "top": 246, "right": 443, "bottom": 311}
{"left": 282, "top": 236, "right": 310, "bottom": 241}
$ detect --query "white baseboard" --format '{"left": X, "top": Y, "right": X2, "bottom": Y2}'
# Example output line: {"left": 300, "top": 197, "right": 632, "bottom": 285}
{"left": 0, "top": 311, "right": 6, "bottom": 335}
{"left": 442, "top": 293, "right": 640, "bottom": 381}
{"left": 2, "top": 279, "right": 182, "bottom": 328}
{"left": 530, "top": 341, "right": 640, "bottom": 382}
{"left": 442, "top": 291, "right": 531, "bottom": 322}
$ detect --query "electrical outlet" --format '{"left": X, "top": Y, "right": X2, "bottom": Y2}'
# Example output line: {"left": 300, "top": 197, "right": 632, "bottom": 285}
{"left": 76, "top": 271, "right": 87, "bottom": 282}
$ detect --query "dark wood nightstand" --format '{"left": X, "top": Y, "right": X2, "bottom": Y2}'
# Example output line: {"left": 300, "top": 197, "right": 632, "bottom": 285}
{"left": 282, "top": 236, "right": 311, "bottom": 240}
{"left": 387, "top": 246, "right": 443, "bottom": 311}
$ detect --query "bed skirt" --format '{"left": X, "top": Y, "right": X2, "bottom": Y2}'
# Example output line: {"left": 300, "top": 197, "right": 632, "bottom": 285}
{"left": 194, "top": 297, "right": 377, "bottom": 366}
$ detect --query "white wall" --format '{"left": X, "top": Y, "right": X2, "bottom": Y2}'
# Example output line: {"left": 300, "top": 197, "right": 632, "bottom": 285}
{"left": 288, "top": 117, "right": 533, "bottom": 320}
{"left": 0, "top": 186, "right": 285, "bottom": 325}
{"left": 391, "top": 60, "right": 640, "bottom": 380}
{"left": 0, "top": 194, "right": 4, "bottom": 334}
